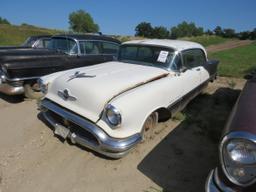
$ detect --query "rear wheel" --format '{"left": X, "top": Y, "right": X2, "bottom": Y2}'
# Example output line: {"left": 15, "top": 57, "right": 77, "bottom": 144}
{"left": 24, "top": 83, "right": 44, "bottom": 99}
{"left": 141, "top": 112, "right": 158, "bottom": 141}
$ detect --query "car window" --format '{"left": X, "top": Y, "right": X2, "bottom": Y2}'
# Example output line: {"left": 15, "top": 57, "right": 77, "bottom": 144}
{"left": 182, "top": 49, "right": 206, "bottom": 68}
{"left": 119, "top": 45, "right": 175, "bottom": 69}
{"left": 79, "top": 41, "right": 101, "bottom": 55}
{"left": 47, "top": 38, "right": 78, "bottom": 54}
{"left": 102, "top": 42, "right": 119, "bottom": 54}
{"left": 42, "top": 39, "right": 50, "bottom": 48}
{"left": 35, "top": 39, "right": 50, "bottom": 48}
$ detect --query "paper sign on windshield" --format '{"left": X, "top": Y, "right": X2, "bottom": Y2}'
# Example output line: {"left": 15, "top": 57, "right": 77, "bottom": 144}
{"left": 157, "top": 51, "right": 169, "bottom": 63}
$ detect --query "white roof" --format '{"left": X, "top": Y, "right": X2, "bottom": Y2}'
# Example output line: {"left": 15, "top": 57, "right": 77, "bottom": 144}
{"left": 122, "top": 39, "right": 206, "bottom": 53}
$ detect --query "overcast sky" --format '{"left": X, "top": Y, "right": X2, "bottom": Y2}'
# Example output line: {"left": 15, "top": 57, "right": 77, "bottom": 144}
{"left": 1, "top": 0, "right": 255, "bottom": 35}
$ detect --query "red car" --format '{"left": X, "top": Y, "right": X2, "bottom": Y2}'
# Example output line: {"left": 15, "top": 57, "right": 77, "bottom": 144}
{"left": 206, "top": 71, "right": 256, "bottom": 192}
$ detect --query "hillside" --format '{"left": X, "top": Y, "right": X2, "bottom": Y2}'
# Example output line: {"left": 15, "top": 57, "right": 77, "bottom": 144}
{"left": 0, "top": 24, "right": 62, "bottom": 46}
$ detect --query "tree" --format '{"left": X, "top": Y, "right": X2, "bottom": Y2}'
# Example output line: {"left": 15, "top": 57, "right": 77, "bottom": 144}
{"left": 135, "top": 22, "right": 153, "bottom": 37}
{"left": 213, "top": 26, "right": 223, "bottom": 36}
{"left": 0, "top": 17, "right": 10, "bottom": 25}
{"left": 238, "top": 31, "right": 250, "bottom": 40}
{"left": 169, "top": 21, "right": 204, "bottom": 39}
{"left": 250, "top": 28, "right": 256, "bottom": 40}
{"left": 152, "top": 26, "right": 169, "bottom": 39}
{"left": 205, "top": 29, "right": 213, "bottom": 35}
{"left": 69, "top": 10, "right": 99, "bottom": 33}
{"left": 223, "top": 28, "right": 236, "bottom": 38}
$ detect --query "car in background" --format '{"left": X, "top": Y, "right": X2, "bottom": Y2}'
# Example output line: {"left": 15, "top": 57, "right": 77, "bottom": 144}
{"left": 0, "top": 35, "right": 51, "bottom": 50}
{"left": 38, "top": 39, "right": 218, "bottom": 158}
{"left": 0, "top": 34, "right": 120, "bottom": 98}
{"left": 205, "top": 71, "right": 256, "bottom": 192}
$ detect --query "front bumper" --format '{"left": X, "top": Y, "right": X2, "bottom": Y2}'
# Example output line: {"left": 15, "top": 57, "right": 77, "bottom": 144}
{"left": 39, "top": 99, "right": 142, "bottom": 158}
{"left": 0, "top": 82, "right": 24, "bottom": 95}
{"left": 206, "top": 168, "right": 235, "bottom": 192}
{"left": 0, "top": 72, "right": 24, "bottom": 95}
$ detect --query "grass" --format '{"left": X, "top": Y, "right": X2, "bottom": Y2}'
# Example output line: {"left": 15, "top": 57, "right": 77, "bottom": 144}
{"left": 0, "top": 24, "right": 62, "bottom": 46}
{"left": 182, "top": 35, "right": 228, "bottom": 47}
{"left": 209, "top": 42, "right": 256, "bottom": 77}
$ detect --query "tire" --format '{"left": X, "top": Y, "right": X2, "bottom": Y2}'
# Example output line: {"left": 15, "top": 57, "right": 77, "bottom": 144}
{"left": 24, "top": 83, "right": 44, "bottom": 99}
{"left": 141, "top": 112, "right": 158, "bottom": 141}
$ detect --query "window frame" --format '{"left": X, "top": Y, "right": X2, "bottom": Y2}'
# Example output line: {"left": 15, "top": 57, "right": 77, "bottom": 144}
{"left": 78, "top": 40, "right": 120, "bottom": 56}
{"left": 180, "top": 48, "right": 207, "bottom": 69}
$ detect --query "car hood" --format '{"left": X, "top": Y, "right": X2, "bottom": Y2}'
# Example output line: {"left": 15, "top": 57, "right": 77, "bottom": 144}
{"left": 46, "top": 61, "right": 169, "bottom": 122}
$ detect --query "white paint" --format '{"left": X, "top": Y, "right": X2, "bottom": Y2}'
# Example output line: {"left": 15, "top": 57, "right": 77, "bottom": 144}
{"left": 43, "top": 40, "right": 211, "bottom": 138}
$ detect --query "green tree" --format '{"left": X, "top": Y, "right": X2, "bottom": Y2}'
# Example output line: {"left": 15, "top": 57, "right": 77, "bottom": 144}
{"left": 170, "top": 21, "right": 204, "bottom": 39}
{"left": 213, "top": 26, "right": 223, "bottom": 36}
{"left": 135, "top": 22, "right": 153, "bottom": 37}
{"left": 69, "top": 10, "right": 99, "bottom": 33}
{"left": 152, "top": 26, "right": 169, "bottom": 39}
{"left": 223, "top": 28, "right": 236, "bottom": 38}
{"left": 0, "top": 17, "right": 10, "bottom": 25}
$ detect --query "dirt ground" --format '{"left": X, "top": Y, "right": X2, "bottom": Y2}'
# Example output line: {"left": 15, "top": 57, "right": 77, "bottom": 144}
{"left": 206, "top": 39, "right": 253, "bottom": 53}
{"left": 0, "top": 77, "right": 245, "bottom": 192}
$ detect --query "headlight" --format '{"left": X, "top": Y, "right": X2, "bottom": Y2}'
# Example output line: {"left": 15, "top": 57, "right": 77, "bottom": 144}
{"left": 221, "top": 132, "right": 256, "bottom": 187}
{"left": 37, "top": 78, "right": 48, "bottom": 94}
{"left": 105, "top": 104, "right": 121, "bottom": 127}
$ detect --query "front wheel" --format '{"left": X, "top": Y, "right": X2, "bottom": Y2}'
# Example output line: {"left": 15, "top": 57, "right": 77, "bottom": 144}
{"left": 141, "top": 112, "right": 158, "bottom": 141}
{"left": 24, "top": 83, "right": 44, "bottom": 99}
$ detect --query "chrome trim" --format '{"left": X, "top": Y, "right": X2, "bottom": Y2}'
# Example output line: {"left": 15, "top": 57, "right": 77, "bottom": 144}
{"left": 105, "top": 104, "right": 122, "bottom": 128}
{"left": 205, "top": 169, "right": 221, "bottom": 192}
{"left": 206, "top": 168, "right": 236, "bottom": 192}
{"left": 39, "top": 99, "right": 142, "bottom": 158}
{"left": 4, "top": 75, "right": 40, "bottom": 82}
{"left": 214, "top": 169, "right": 236, "bottom": 192}
{"left": 0, "top": 82, "right": 24, "bottom": 95}
{"left": 220, "top": 131, "right": 256, "bottom": 187}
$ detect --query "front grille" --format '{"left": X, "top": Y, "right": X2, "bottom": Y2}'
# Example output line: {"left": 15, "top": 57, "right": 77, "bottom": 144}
{"left": 47, "top": 110, "right": 99, "bottom": 146}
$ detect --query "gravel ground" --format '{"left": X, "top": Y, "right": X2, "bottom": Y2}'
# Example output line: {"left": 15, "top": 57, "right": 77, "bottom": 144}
{"left": 0, "top": 77, "right": 245, "bottom": 192}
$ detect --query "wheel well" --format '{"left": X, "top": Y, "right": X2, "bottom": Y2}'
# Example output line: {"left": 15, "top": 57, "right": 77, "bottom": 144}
{"left": 155, "top": 107, "right": 171, "bottom": 122}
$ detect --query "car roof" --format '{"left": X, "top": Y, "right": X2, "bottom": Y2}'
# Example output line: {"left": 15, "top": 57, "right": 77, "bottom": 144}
{"left": 122, "top": 39, "right": 206, "bottom": 53}
{"left": 30, "top": 35, "right": 52, "bottom": 39}
{"left": 52, "top": 34, "right": 121, "bottom": 44}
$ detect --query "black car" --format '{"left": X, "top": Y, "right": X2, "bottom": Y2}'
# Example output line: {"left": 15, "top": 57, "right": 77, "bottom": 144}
{"left": 205, "top": 71, "right": 256, "bottom": 192}
{"left": 0, "top": 34, "right": 120, "bottom": 98}
{"left": 0, "top": 35, "right": 52, "bottom": 50}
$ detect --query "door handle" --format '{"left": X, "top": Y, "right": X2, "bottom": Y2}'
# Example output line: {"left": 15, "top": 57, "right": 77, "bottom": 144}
{"left": 196, "top": 68, "right": 201, "bottom": 71}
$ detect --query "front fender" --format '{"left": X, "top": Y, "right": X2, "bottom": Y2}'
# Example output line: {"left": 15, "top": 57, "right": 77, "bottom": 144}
{"left": 96, "top": 74, "right": 183, "bottom": 138}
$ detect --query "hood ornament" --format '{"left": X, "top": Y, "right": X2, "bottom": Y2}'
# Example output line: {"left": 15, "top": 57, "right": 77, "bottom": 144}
{"left": 67, "top": 71, "right": 96, "bottom": 82}
{"left": 58, "top": 89, "right": 77, "bottom": 101}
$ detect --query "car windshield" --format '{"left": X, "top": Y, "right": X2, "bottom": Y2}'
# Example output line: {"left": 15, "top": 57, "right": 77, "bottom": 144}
{"left": 47, "top": 37, "right": 78, "bottom": 54}
{"left": 118, "top": 45, "right": 175, "bottom": 69}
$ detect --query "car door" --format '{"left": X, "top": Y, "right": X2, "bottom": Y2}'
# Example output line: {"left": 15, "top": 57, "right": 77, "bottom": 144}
{"left": 180, "top": 49, "right": 203, "bottom": 96}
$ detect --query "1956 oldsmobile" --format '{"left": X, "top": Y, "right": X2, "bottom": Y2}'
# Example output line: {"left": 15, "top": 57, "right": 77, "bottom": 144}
{"left": 205, "top": 71, "right": 256, "bottom": 192}
{"left": 0, "top": 34, "right": 120, "bottom": 98}
{"left": 38, "top": 39, "right": 219, "bottom": 158}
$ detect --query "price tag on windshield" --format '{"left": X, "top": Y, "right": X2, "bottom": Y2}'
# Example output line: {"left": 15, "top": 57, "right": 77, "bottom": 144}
{"left": 157, "top": 51, "right": 169, "bottom": 63}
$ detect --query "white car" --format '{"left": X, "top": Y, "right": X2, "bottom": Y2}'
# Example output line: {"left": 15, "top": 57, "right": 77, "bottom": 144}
{"left": 38, "top": 39, "right": 219, "bottom": 158}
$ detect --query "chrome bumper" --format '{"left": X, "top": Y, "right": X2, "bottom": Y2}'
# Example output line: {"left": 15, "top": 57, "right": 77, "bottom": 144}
{"left": 0, "top": 72, "right": 24, "bottom": 95}
{"left": 39, "top": 99, "right": 142, "bottom": 158}
{"left": 206, "top": 169, "right": 235, "bottom": 192}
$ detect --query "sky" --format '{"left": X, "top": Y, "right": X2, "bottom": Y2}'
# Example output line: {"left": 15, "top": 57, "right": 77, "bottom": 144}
{"left": 0, "top": 0, "right": 255, "bottom": 35}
